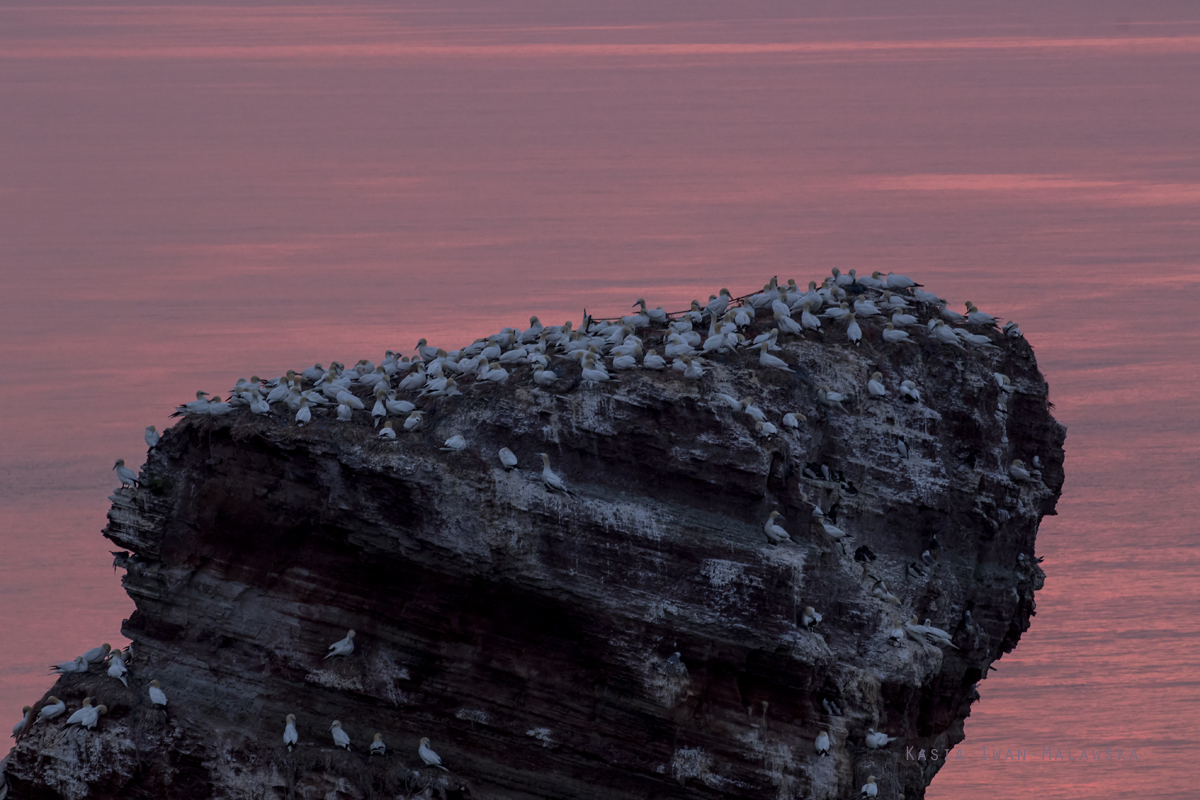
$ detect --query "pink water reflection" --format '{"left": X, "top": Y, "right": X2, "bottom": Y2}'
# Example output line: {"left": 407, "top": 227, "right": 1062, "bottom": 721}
{"left": 2, "top": 3, "right": 1198, "bottom": 797}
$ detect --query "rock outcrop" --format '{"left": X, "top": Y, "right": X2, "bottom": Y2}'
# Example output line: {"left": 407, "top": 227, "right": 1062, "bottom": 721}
{"left": 3, "top": 285, "right": 1065, "bottom": 800}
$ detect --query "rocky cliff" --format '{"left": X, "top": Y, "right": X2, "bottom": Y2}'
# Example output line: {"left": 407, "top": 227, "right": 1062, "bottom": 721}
{"left": 3, "top": 281, "right": 1065, "bottom": 800}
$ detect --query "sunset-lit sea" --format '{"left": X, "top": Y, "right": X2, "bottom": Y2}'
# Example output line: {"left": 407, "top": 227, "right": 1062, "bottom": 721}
{"left": 2, "top": 3, "right": 1197, "bottom": 797}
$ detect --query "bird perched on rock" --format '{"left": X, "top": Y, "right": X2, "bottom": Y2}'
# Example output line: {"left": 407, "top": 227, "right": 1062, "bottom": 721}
{"left": 865, "top": 730, "right": 895, "bottom": 749}
{"left": 325, "top": 630, "right": 356, "bottom": 659}
{"left": 113, "top": 459, "right": 139, "bottom": 488}
{"left": 331, "top": 720, "right": 351, "bottom": 750}
{"left": 107, "top": 649, "right": 128, "bottom": 686}
{"left": 872, "top": 580, "right": 901, "bottom": 606}
{"left": 440, "top": 435, "right": 467, "bottom": 453}
{"left": 69, "top": 703, "right": 107, "bottom": 731}
{"left": 889, "top": 627, "right": 906, "bottom": 646}
{"left": 498, "top": 447, "right": 518, "bottom": 470}
{"left": 756, "top": 420, "right": 777, "bottom": 438}
{"left": 782, "top": 412, "right": 806, "bottom": 428}
{"left": 378, "top": 420, "right": 397, "bottom": 440}
{"left": 49, "top": 656, "right": 87, "bottom": 675}
{"left": 144, "top": 426, "right": 160, "bottom": 448}
{"left": 899, "top": 380, "right": 920, "bottom": 402}
{"left": 371, "top": 732, "right": 386, "bottom": 755}
{"left": 34, "top": 697, "right": 66, "bottom": 726}
{"left": 817, "top": 386, "right": 846, "bottom": 409}
{"left": 815, "top": 731, "right": 830, "bottom": 756}
{"left": 1009, "top": 459, "right": 1032, "bottom": 481}
{"left": 861, "top": 775, "right": 878, "bottom": 797}
{"left": 897, "top": 439, "right": 909, "bottom": 459}
{"left": 867, "top": 372, "right": 887, "bottom": 398}
{"left": 801, "top": 606, "right": 822, "bottom": 629}
{"left": 149, "top": 680, "right": 168, "bottom": 707}
{"left": 537, "top": 453, "right": 574, "bottom": 495}
{"left": 419, "top": 737, "right": 449, "bottom": 771}
{"left": 81, "top": 643, "right": 112, "bottom": 665}
{"left": 284, "top": 714, "right": 298, "bottom": 752}
{"left": 758, "top": 342, "right": 794, "bottom": 372}
{"left": 11, "top": 706, "right": 33, "bottom": 739}
{"left": 764, "top": 511, "right": 791, "bottom": 544}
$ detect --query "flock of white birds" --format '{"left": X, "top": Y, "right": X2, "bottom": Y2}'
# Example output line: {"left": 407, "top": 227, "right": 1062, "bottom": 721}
{"left": 12, "top": 270, "right": 1040, "bottom": 794}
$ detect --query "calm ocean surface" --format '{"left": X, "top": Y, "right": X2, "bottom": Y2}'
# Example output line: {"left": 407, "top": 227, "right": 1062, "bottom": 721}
{"left": 2, "top": 3, "right": 1197, "bottom": 796}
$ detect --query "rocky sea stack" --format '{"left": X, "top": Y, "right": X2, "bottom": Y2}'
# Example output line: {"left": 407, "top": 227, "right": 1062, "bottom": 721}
{"left": 3, "top": 279, "right": 1065, "bottom": 799}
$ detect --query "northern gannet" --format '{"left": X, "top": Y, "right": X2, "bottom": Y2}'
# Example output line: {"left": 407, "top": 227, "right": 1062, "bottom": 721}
{"left": 880, "top": 289, "right": 909, "bottom": 308}
{"left": 852, "top": 297, "right": 881, "bottom": 317}
{"left": 1032, "top": 455, "right": 1043, "bottom": 469}
{"left": 82, "top": 643, "right": 112, "bottom": 664}
{"left": 533, "top": 366, "right": 558, "bottom": 385}
{"left": 680, "top": 356, "right": 704, "bottom": 379}
{"left": 938, "top": 300, "right": 966, "bottom": 323}
{"left": 872, "top": 580, "right": 901, "bottom": 605}
{"left": 325, "top": 630, "right": 356, "bottom": 659}
{"left": 642, "top": 350, "right": 666, "bottom": 370}
{"left": 801, "top": 606, "right": 822, "bottom": 629}
{"left": 49, "top": 656, "right": 87, "bottom": 674}
{"left": 66, "top": 702, "right": 107, "bottom": 730}
{"left": 107, "top": 649, "right": 128, "bottom": 686}
{"left": 612, "top": 353, "right": 638, "bottom": 370}
{"left": 376, "top": 420, "right": 396, "bottom": 440}
{"left": 756, "top": 421, "right": 777, "bottom": 437}
{"left": 144, "top": 426, "right": 160, "bottom": 448}
{"left": 284, "top": 714, "right": 298, "bottom": 751}
{"left": 703, "top": 288, "right": 732, "bottom": 319}
{"left": 867, "top": 372, "right": 887, "bottom": 398}
{"left": 860, "top": 775, "right": 878, "bottom": 797}
{"left": 480, "top": 361, "right": 510, "bottom": 384}
{"left": 498, "top": 447, "right": 518, "bottom": 470}
{"left": 932, "top": 320, "right": 966, "bottom": 349}
{"left": 782, "top": 412, "right": 806, "bottom": 428}
{"left": 965, "top": 301, "right": 997, "bottom": 326}
{"left": 1009, "top": 459, "right": 1032, "bottom": 481}
{"left": 994, "top": 372, "right": 1013, "bottom": 391}
{"left": 416, "top": 339, "right": 438, "bottom": 363}
{"left": 913, "top": 287, "right": 940, "bottom": 304}
{"left": 899, "top": 380, "right": 920, "bottom": 402}
{"left": 817, "top": 386, "right": 846, "bottom": 409}
{"left": 1003, "top": 320, "right": 1023, "bottom": 338}
{"left": 821, "top": 302, "right": 851, "bottom": 322}
{"left": 403, "top": 411, "right": 424, "bottom": 431}
{"left": 11, "top": 706, "right": 32, "bottom": 739}
{"left": 897, "top": 439, "right": 908, "bottom": 459}
{"left": 865, "top": 730, "right": 895, "bottom": 749}
{"left": 758, "top": 343, "right": 793, "bottom": 372}
{"left": 537, "top": 453, "right": 573, "bottom": 495}
{"left": 336, "top": 403, "right": 353, "bottom": 422}
{"left": 113, "top": 459, "right": 139, "bottom": 489}
{"left": 740, "top": 398, "right": 766, "bottom": 422}
{"left": 331, "top": 720, "right": 351, "bottom": 750}
{"left": 441, "top": 435, "right": 467, "bottom": 453}
{"left": 764, "top": 511, "right": 791, "bottom": 544}
{"left": 889, "top": 628, "right": 906, "bottom": 646}
{"left": 882, "top": 323, "right": 912, "bottom": 344}
{"left": 845, "top": 315, "right": 862, "bottom": 345}
{"left": 580, "top": 355, "right": 612, "bottom": 384}
{"left": 35, "top": 697, "right": 66, "bottom": 724}
{"left": 773, "top": 309, "right": 801, "bottom": 335}
{"left": 371, "top": 732, "right": 386, "bottom": 755}
{"left": 335, "top": 390, "right": 364, "bottom": 411}
{"left": 922, "top": 619, "right": 959, "bottom": 649}
{"left": 519, "top": 316, "right": 544, "bottom": 344}
{"left": 815, "top": 731, "right": 830, "bottom": 756}
{"left": 250, "top": 389, "right": 270, "bottom": 415}
{"left": 891, "top": 310, "right": 918, "bottom": 327}
{"left": 149, "top": 680, "right": 168, "bottom": 707}
{"left": 176, "top": 390, "right": 211, "bottom": 415}
{"left": 385, "top": 395, "right": 415, "bottom": 416}
{"left": 955, "top": 328, "right": 998, "bottom": 348}
{"left": 885, "top": 271, "right": 918, "bottom": 289}
{"left": 800, "top": 302, "right": 822, "bottom": 331}
{"left": 295, "top": 397, "right": 312, "bottom": 425}
{"left": 419, "top": 737, "right": 449, "bottom": 771}
{"left": 399, "top": 366, "right": 426, "bottom": 392}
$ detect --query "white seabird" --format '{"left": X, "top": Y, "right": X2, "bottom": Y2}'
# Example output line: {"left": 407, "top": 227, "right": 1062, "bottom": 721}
{"left": 758, "top": 342, "right": 793, "bottom": 372}
{"left": 642, "top": 349, "right": 666, "bottom": 370}
{"left": 440, "top": 435, "right": 467, "bottom": 453}
{"left": 331, "top": 720, "right": 351, "bottom": 750}
{"left": 371, "top": 732, "right": 386, "bottom": 755}
{"left": 899, "top": 380, "right": 920, "bottom": 402}
{"left": 68, "top": 703, "right": 107, "bottom": 731}
{"left": 49, "top": 656, "right": 87, "bottom": 675}
{"left": 336, "top": 403, "right": 353, "bottom": 422}
{"left": 113, "top": 459, "right": 139, "bottom": 489}
{"left": 817, "top": 386, "right": 846, "bottom": 409}
{"left": 861, "top": 775, "right": 878, "bottom": 797}
{"left": 882, "top": 323, "right": 912, "bottom": 344}
{"left": 782, "top": 412, "right": 805, "bottom": 428}
{"left": 756, "top": 421, "right": 777, "bottom": 438}
{"left": 403, "top": 411, "right": 424, "bottom": 431}
{"left": 295, "top": 397, "right": 312, "bottom": 425}
{"left": 845, "top": 316, "right": 862, "bottom": 346}
{"left": 62, "top": 698, "right": 93, "bottom": 727}
{"left": 815, "top": 730, "right": 830, "bottom": 756}
{"left": 889, "top": 628, "right": 906, "bottom": 646}
{"left": 284, "top": 714, "right": 298, "bottom": 751}
{"left": 82, "top": 643, "right": 112, "bottom": 664}
{"left": 867, "top": 372, "right": 887, "bottom": 398}
{"left": 537, "top": 453, "right": 573, "bottom": 495}
{"left": 335, "top": 390, "right": 365, "bottom": 411}
{"left": 107, "top": 649, "right": 128, "bottom": 686}
{"left": 378, "top": 420, "right": 397, "bottom": 440}
{"left": 499, "top": 447, "right": 518, "bottom": 470}
{"left": 11, "top": 706, "right": 32, "bottom": 739}
{"left": 144, "top": 426, "right": 160, "bottom": 448}
{"left": 865, "top": 730, "right": 895, "bottom": 749}
{"left": 35, "top": 696, "right": 66, "bottom": 725}
{"left": 872, "top": 580, "right": 901, "bottom": 605}
{"left": 325, "top": 630, "right": 356, "bottom": 659}
{"left": 1009, "top": 459, "right": 1032, "bottom": 482}
{"left": 802, "top": 606, "right": 822, "bottom": 629}
{"left": 149, "top": 680, "right": 168, "bottom": 707}
{"left": 764, "top": 511, "right": 791, "bottom": 545}
{"left": 419, "top": 737, "right": 449, "bottom": 771}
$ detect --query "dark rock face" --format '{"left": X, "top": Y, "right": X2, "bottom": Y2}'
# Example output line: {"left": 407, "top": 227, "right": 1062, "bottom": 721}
{"left": 3, "top": 298, "right": 1065, "bottom": 800}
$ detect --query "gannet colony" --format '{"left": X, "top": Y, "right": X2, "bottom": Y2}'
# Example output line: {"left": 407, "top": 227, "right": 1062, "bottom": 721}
{"left": 3, "top": 271, "right": 1065, "bottom": 800}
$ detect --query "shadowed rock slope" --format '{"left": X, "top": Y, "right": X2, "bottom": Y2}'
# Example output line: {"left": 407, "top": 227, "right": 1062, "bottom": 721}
{"left": 4, "top": 290, "right": 1065, "bottom": 800}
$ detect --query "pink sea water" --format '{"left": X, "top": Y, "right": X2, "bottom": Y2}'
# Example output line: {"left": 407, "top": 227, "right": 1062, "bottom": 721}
{"left": 1, "top": 3, "right": 1198, "bottom": 797}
